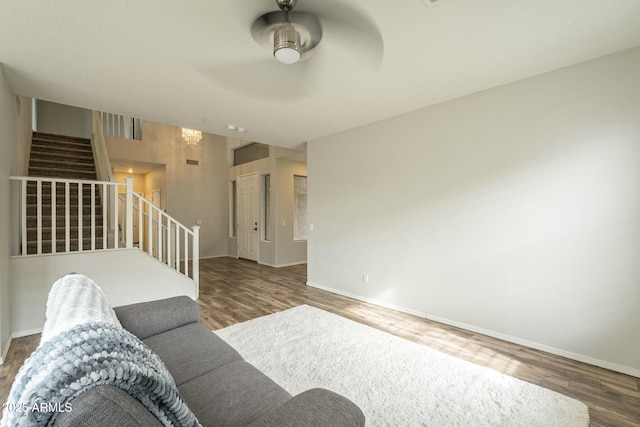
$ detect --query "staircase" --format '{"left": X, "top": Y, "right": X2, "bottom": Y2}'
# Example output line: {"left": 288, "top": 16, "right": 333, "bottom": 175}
{"left": 25, "top": 132, "right": 104, "bottom": 254}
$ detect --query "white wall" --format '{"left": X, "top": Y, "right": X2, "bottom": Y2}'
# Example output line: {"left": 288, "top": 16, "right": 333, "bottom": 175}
{"left": 307, "top": 47, "right": 640, "bottom": 376}
{"left": 145, "top": 167, "right": 167, "bottom": 211}
{"left": 15, "top": 96, "right": 32, "bottom": 176}
{"left": 36, "top": 100, "right": 92, "bottom": 138}
{"left": 0, "top": 65, "right": 17, "bottom": 362}
{"left": 274, "top": 159, "right": 307, "bottom": 266}
{"left": 10, "top": 249, "right": 197, "bottom": 335}
{"left": 107, "top": 121, "right": 228, "bottom": 258}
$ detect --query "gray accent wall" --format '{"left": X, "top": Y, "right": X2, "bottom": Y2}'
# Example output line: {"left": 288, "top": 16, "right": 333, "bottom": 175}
{"left": 36, "top": 100, "right": 92, "bottom": 138}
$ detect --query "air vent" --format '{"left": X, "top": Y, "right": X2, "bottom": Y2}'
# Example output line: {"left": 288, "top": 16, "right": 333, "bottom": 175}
{"left": 186, "top": 159, "right": 199, "bottom": 166}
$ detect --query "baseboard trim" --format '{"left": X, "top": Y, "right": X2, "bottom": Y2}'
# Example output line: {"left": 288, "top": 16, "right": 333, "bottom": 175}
{"left": 200, "top": 255, "right": 228, "bottom": 260}
{"left": 307, "top": 281, "right": 428, "bottom": 318}
{"left": 12, "top": 328, "right": 43, "bottom": 339}
{"left": 0, "top": 334, "right": 12, "bottom": 365}
{"left": 425, "top": 314, "right": 640, "bottom": 378}
{"left": 306, "top": 281, "right": 640, "bottom": 378}
{"left": 259, "top": 261, "right": 307, "bottom": 268}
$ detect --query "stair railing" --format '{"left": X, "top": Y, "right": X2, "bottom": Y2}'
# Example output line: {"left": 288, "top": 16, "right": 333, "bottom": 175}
{"left": 91, "top": 112, "right": 115, "bottom": 183}
{"left": 117, "top": 187, "right": 200, "bottom": 292}
{"left": 10, "top": 176, "right": 200, "bottom": 290}
{"left": 100, "top": 112, "right": 142, "bottom": 140}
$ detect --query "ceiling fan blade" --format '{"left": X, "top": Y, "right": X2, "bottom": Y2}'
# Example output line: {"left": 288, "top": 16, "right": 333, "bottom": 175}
{"left": 193, "top": 57, "right": 324, "bottom": 102}
{"left": 304, "top": 1, "right": 384, "bottom": 68}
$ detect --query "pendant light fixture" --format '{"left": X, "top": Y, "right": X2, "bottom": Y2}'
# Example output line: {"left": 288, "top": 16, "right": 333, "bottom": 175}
{"left": 182, "top": 128, "right": 202, "bottom": 146}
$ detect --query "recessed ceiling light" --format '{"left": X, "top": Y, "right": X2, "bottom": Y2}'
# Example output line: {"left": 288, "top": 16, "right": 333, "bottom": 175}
{"left": 227, "top": 124, "right": 246, "bottom": 133}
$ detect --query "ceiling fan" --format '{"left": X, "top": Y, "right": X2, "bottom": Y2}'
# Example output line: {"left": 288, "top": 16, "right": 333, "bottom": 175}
{"left": 200, "top": 0, "right": 383, "bottom": 101}
{"left": 251, "top": 0, "right": 320, "bottom": 64}
{"left": 250, "top": 0, "right": 383, "bottom": 66}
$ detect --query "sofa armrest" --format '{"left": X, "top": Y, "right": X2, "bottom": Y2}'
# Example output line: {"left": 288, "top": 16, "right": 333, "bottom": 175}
{"left": 247, "top": 388, "right": 365, "bottom": 427}
{"left": 54, "top": 386, "right": 164, "bottom": 427}
{"left": 113, "top": 296, "right": 199, "bottom": 340}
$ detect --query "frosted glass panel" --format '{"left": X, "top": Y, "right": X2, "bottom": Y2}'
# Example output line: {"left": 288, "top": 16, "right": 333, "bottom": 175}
{"left": 294, "top": 175, "right": 307, "bottom": 241}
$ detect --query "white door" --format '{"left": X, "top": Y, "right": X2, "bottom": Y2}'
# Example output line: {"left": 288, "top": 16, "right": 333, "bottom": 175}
{"left": 237, "top": 173, "right": 259, "bottom": 261}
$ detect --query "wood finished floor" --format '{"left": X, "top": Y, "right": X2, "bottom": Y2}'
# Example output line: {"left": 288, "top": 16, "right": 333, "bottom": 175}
{"left": 1, "top": 257, "right": 638, "bottom": 426}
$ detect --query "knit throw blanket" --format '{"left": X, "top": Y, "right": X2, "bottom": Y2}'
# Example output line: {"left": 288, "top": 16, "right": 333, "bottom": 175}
{"left": 2, "top": 274, "right": 201, "bottom": 427}
{"left": 40, "top": 273, "right": 122, "bottom": 343}
{"left": 3, "top": 322, "right": 201, "bottom": 427}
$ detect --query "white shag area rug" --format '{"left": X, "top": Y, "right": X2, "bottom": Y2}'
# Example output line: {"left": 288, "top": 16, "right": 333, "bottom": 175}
{"left": 215, "top": 305, "right": 589, "bottom": 427}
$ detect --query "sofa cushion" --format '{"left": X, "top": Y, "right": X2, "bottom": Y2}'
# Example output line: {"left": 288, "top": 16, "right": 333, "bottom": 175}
{"left": 178, "top": 361, "right": 292, "bottom": 427}
{"left": 247, "top": 388, "right": 366, "bottom": 427}
{"left": 114, "top": 296, "right": 199, "bottom": 340}
{"left": 143, "top": 322, "right": 243, "bottom": 386}
{"left": 54, "top": 386, "right": 164, "bottom": 427}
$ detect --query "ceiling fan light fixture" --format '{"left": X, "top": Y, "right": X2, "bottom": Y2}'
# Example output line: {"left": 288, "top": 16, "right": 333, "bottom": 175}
{"left": 273, "top": 22, "right": 301, "bottom": 64}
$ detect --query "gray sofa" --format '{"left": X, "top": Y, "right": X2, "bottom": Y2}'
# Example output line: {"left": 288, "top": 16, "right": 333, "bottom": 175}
{"left": 55, "top": 296, "right": 365, "bottom": 427}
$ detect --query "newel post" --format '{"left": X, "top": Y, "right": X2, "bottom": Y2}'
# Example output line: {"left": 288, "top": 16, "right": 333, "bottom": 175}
{"left": 192, "top": 225, "right": 200, "bottom": 298}
{"left": 125, "top": 178, "right": 134, "bottom": 248}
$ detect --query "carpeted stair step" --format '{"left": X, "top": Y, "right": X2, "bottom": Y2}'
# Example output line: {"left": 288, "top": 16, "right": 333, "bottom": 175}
{"left": 29, "top": 152, "right": 95, "bottom": 166}
{"left": 25, "top": 238, "right": 107, "bottom": 255}
{"left": 31, "top": 136, "right": 93, "bottom": 156}
{"left": 28, "top": 166, "right": 97, "bottom": 180}
{"left": 26, "top": 226, "right": 104, "bottom": 241}
{"left": 26, "top": 204, "right": 105, "bottom": 216}
{"left": 24, "top": 132, "right": 106, "bottom": 254}
{"left": 27, "top": 214, "right": 104, "bottom": 228}
{"left": 29, "top": 132, "right": 97, "bottom": 180}
{"left": 26, "top": 194, "right": 102, "bottom": 206}
{"left": 29, "top": 159, "right": 96, "bottom": 174}
{"left": 31, "top": 132, "right": 93, "bottom": 148}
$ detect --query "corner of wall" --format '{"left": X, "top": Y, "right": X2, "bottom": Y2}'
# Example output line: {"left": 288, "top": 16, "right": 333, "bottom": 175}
{"left": 0, "top": 63, "right": 18, "bottom": 362}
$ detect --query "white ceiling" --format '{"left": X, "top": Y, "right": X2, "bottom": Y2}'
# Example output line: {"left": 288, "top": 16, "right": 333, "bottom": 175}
{"left": 1, "top": 0, "right": 639, "bottom": 149}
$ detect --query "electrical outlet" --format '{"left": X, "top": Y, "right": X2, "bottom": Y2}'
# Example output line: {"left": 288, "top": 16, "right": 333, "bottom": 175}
{"left": 363, "top": 274, "right": 369, "bottom": 284}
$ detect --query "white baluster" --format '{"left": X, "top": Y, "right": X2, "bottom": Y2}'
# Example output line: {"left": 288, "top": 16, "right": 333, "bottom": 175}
{"left": 125, "top": 178, "right": 133, "bottom": 248}
{"left": 184, "top": 228, "right": 189, "bottom": 277}
{"left": 192, "top": 225, "right": 200, "bottom": 295}
{"left": 78, "top": 182, "right": 83, "bottom": 251}
{"left": 51, "top": 181, "right": 57, "bottom": 254}
{"left": 138, "top": 196, "right": 143, "bottom": 248}
{"left": 175, "top": 226, "right": 180, "bottom": 272}
{"left": 37, "top": 180, "right": 42, "bottom": 254}
{"left": 147, "top": 203, "right": 153, "bottom": 256}
{"left": 112, "top": 184, "right": 119, "bottom": 248}
{"left": 167, "top": 220, "right": 173, "bottom": 267}
{"left": 21, "top": 180, "right": 27, "bottom": 255}
{"left": 65, "top": 182, "right": 70, "bottom": 252}
{"left": 102, "top": 183, "right": 108, "bottom": 249}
